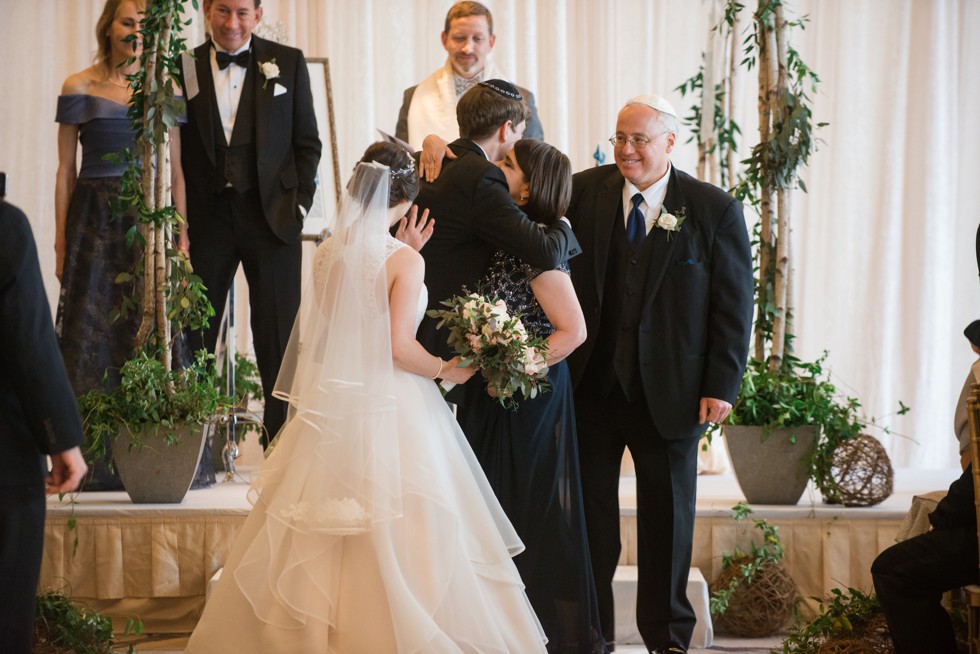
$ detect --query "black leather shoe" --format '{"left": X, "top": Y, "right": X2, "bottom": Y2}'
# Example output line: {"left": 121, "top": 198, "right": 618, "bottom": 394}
{"left": 652, "top": 644, "right": 687, "bottom": 654}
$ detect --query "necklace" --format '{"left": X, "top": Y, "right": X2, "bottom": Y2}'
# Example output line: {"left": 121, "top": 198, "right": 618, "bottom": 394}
{"left": 105, "top": 76, "right": 130, "bottom": 89}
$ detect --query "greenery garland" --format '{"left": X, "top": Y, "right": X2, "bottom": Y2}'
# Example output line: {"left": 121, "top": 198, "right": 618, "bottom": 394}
{"left": 775, "top": 587, "right": 889, "bottom": 653}
{"left": 34, "top": 590, "right": 142, "bottom": 654}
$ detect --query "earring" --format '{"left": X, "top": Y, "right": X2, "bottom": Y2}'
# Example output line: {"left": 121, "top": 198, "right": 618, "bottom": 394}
{"left": 520, "top": 192, "right": 529, "bottom": 201}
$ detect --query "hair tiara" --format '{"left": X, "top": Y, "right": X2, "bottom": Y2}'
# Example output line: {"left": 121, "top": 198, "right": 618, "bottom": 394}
{"left": 390, "top": 157, "right": 415, "bottom": 179}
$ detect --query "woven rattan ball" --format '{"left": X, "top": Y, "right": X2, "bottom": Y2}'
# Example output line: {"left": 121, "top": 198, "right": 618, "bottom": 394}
{"left": 829, "top": 434, "right": 894, "bottom": 507}
{"left": 813, "top": 613, "right": 893, "bottom": 654}
{"left": 712, "top": 558, "right": 796, "bottom": 637}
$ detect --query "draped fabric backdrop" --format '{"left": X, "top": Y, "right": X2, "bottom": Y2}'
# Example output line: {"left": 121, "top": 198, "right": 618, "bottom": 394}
{"left": 1, "top": 0, "right": 977, "bottom": 470}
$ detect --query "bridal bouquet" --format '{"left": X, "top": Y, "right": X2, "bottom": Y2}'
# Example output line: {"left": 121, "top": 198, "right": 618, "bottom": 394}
{"left": 427, "top": 291, "right": 550, "bottom": 410}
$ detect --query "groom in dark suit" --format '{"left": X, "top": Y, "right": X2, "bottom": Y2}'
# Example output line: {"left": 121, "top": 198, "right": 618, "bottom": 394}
{"left": 566, "top": 95, "right": 753, "bottom": 653}
{"left": 411, "top": 80, "right": 580, "bottom": 370}
{"left": 181, "top": 0, "right": 321, "bottom": 445}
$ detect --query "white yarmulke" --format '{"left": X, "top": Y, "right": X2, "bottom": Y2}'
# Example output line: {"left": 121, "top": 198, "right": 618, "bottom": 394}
{"left": 625, "top": 94, "right": 677, "bottom": 117}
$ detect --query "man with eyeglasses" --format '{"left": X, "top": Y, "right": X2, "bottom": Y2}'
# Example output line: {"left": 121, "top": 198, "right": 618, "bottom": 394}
{"left": 566, "top": 95, "right": 753, "bottom": 654}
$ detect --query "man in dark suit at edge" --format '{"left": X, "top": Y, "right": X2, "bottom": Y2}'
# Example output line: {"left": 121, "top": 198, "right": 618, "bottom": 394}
{"left": 0, "top": 190, "right": 88, "bottom": 654}
{"left": 566, "top": 95, "right": 754, "bottom": 654}
{"left": 180, "top": 0, "right": 321, "bottom": 446}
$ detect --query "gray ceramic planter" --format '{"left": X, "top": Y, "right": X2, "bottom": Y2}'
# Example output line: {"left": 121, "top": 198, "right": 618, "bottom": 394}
{"left": 114, "top": 423, "right": 208, "bottom": 503}
{"left": 723, "top": 425, "right": 819, "bottom": 505}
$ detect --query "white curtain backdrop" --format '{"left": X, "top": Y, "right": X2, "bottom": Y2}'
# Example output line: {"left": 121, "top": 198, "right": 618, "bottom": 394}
{"left": 1, "top": 0, "right": 977, "bottom": 470}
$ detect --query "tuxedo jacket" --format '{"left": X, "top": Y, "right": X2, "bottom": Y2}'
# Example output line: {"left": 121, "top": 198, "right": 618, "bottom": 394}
{"left": 395, "top": 82, "right": 544, "bottom": 144}
{"left": 0, "top": 202, "right": 84, "bottom": 488}
{"left": 413, "top": 138, "right": 580, "bottom": 358}
{"left": 566, "top": 164, "right": 753, "bottom": 440}
{"left": 180, "top": 36, "right": 321, "bottom": 243}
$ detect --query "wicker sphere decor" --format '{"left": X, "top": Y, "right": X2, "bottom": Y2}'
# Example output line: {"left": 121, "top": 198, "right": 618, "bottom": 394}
{"left": 812, "top": 613, "right": 893, "bottom": 654}
{"left": 712, "top": 558, "right": 797, "bottom": 637}
{"left": 826, "top": 434, "right": 894, "bottom": 507}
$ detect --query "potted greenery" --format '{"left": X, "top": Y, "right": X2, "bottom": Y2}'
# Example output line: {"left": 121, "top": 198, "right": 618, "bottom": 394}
{"left": 677, "top": 1, "right": 906, "bottom": 504}
{"left": 76, "top": 0, "right": 222, "bottom": 503}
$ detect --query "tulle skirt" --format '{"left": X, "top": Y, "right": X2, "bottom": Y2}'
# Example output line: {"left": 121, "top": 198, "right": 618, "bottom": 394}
{"left": 186, "top": 367, "right": 547, "bottom": 653}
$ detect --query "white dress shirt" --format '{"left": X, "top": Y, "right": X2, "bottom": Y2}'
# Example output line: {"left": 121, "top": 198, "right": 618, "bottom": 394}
{"left": 210, "top": 39, "right": 252, "bottom": 146}
{"left": 621, "top": 162, "right": 673, "bottom": 235}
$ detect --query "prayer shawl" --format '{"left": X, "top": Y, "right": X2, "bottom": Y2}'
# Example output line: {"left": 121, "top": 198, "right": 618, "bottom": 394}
{"left": 406, "top": 59, "right": 509, "bottom": 150}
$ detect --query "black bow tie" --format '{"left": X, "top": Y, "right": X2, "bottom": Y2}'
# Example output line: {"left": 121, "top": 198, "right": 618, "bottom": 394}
{"left": 216, "top": 49, "right": 250, "bottom": 70}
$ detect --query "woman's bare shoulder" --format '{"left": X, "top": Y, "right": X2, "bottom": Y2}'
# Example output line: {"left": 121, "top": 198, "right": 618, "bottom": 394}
{"left": 61, "top": 67, "right": 100, "bottom": 95}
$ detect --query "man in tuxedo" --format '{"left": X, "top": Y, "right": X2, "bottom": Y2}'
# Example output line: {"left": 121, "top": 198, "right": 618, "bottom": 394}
{"left": 0, "top": 197, "right": 88, "bottom": 653}
{"left": 566, "top": 95, "right": 753, "bottom": 653}
{"left": 411, "top": 80, "right": 578, "bottom": 370}
{"left": 394, "top": 1, "right": 543, "bottom": 150}
{"left": 181, "top": 0, "right": 321, "bottom": 446}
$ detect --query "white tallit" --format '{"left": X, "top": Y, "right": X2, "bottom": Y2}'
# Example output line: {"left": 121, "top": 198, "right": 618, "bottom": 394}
{"left": 405, "top": 59, "right": 509, "bottom": 150}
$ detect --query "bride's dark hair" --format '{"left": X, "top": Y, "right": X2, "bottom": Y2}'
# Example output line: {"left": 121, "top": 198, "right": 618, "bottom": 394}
{"left": 357, "top": 142, "right": 419, "bottom": 208}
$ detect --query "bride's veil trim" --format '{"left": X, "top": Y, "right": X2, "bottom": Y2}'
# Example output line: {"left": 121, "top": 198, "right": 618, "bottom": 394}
{"left": 231, "top": 162, "right": 403, "bottom": 628}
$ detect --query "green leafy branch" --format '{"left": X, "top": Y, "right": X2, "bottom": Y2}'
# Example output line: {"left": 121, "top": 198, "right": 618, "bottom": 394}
{"left": 113, "top": 0, "right": 210, "bottom": 368}
{"left": 775, "top": 587, "right": 883, "bottom": 653}
{"left": 710, "top": 502, "right": 785, "bottom": 616}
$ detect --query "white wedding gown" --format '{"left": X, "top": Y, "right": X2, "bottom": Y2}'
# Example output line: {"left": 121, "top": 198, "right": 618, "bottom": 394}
{"left": 186, "top": 237, "right": 546, "bottom": 653}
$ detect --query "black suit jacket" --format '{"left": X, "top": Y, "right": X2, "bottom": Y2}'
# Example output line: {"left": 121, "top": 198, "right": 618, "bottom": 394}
{"left": 180, "top": 37, "right": 321, "bottom": 243}
{"left": 567, "top": 164, "right": 753, "bottom": 440}
{"left": 395, "top": 82, "right": 544, "bottom": 145}
{"left": 0, "top": 202, "right": 84, "bottom": 488}
{"left": 413, "top": 139, "right": 580, "bottom": 358}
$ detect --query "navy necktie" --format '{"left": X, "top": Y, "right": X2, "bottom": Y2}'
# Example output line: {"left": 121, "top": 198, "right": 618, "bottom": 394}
{"left": 216, "top": 50, "right": 250, "bottom": 70}
{"left": 627, "top": 193, "right": 646, "bottom": 251}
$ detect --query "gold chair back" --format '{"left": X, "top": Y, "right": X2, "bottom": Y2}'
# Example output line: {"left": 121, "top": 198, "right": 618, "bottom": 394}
{"left": 965, "top": 384, "right": 980, "bottom": 654}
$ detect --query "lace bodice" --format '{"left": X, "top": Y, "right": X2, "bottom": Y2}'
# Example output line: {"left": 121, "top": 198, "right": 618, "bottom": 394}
{"left": 384, "top": 237, "right": 430, "bottom": 330}
{"left": 480, "top": 250, "right": 569, "bottom": 338}
{"left": 311, "top": 234, "right": 427, "bottom": 328}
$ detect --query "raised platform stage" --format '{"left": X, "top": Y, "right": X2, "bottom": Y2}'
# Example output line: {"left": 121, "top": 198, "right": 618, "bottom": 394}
{"left": 41, "top": 466, "right": 959, "bottom": 634}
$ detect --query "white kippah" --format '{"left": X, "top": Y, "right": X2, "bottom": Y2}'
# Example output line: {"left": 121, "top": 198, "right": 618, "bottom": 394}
{"left": 625, "top": 94, "right": 677, "bottom": 117}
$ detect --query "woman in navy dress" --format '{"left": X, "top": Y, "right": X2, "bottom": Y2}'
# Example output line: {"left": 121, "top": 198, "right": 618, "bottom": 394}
{"left": 455, "top": 139, "right": 608, "bottom": 653}
{"left": 54, "top": 0, "right": 198, "bottom": 487}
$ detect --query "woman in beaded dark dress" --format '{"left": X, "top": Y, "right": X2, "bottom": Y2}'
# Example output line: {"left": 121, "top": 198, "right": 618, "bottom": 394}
{"left": 54, "top": 0, "right": 206, "bottom": 488}
{"left": 455, "top": 139, "right": 607, "bottom": 653}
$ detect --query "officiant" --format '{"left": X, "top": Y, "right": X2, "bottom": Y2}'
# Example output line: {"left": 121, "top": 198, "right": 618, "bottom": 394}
{"left": 394, "top": 1, "right": 542, "bottom": 151}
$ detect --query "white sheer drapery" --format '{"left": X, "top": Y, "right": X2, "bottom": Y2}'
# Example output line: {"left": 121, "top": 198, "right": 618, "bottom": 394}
{"left": 1, "top": 0, "right": 977, "bottom": 469}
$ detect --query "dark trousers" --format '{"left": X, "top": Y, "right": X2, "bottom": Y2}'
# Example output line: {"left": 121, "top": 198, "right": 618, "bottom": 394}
{"left": 872, "top": 525, "right": 979, "bottom": 654}
{"left": 575, "top": 386, "right": 699, "bottom": 651}
{"left": 188, "top": 188, "right": 301, "bottom": 446}
{"left": 0, "top": 485, "right": 46, "bottom": 654}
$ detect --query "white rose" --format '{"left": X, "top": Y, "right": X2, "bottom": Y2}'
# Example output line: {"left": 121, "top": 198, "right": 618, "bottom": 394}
{"left": 260, "top": 61, "right": 280, "bottom": 80}
{"left": 658, "top": 212, "right": 678, "bottom": 231}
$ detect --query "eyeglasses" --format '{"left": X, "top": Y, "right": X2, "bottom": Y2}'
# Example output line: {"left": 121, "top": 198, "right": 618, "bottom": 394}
{"left": 608, "top": 131, "right": 669, "bottom": 149}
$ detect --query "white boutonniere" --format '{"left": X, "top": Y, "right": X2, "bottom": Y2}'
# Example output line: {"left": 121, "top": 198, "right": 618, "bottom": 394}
{"left": 656, "top": 207, "right": 687, "bottom": 240}
{"left": 259, "top": 59, "right": 280, "bottom": 90}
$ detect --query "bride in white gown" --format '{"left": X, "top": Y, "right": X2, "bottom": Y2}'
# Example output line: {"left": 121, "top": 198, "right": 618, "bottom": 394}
{"left": 186, "top": 142, "right": 547, "bottom": 653}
